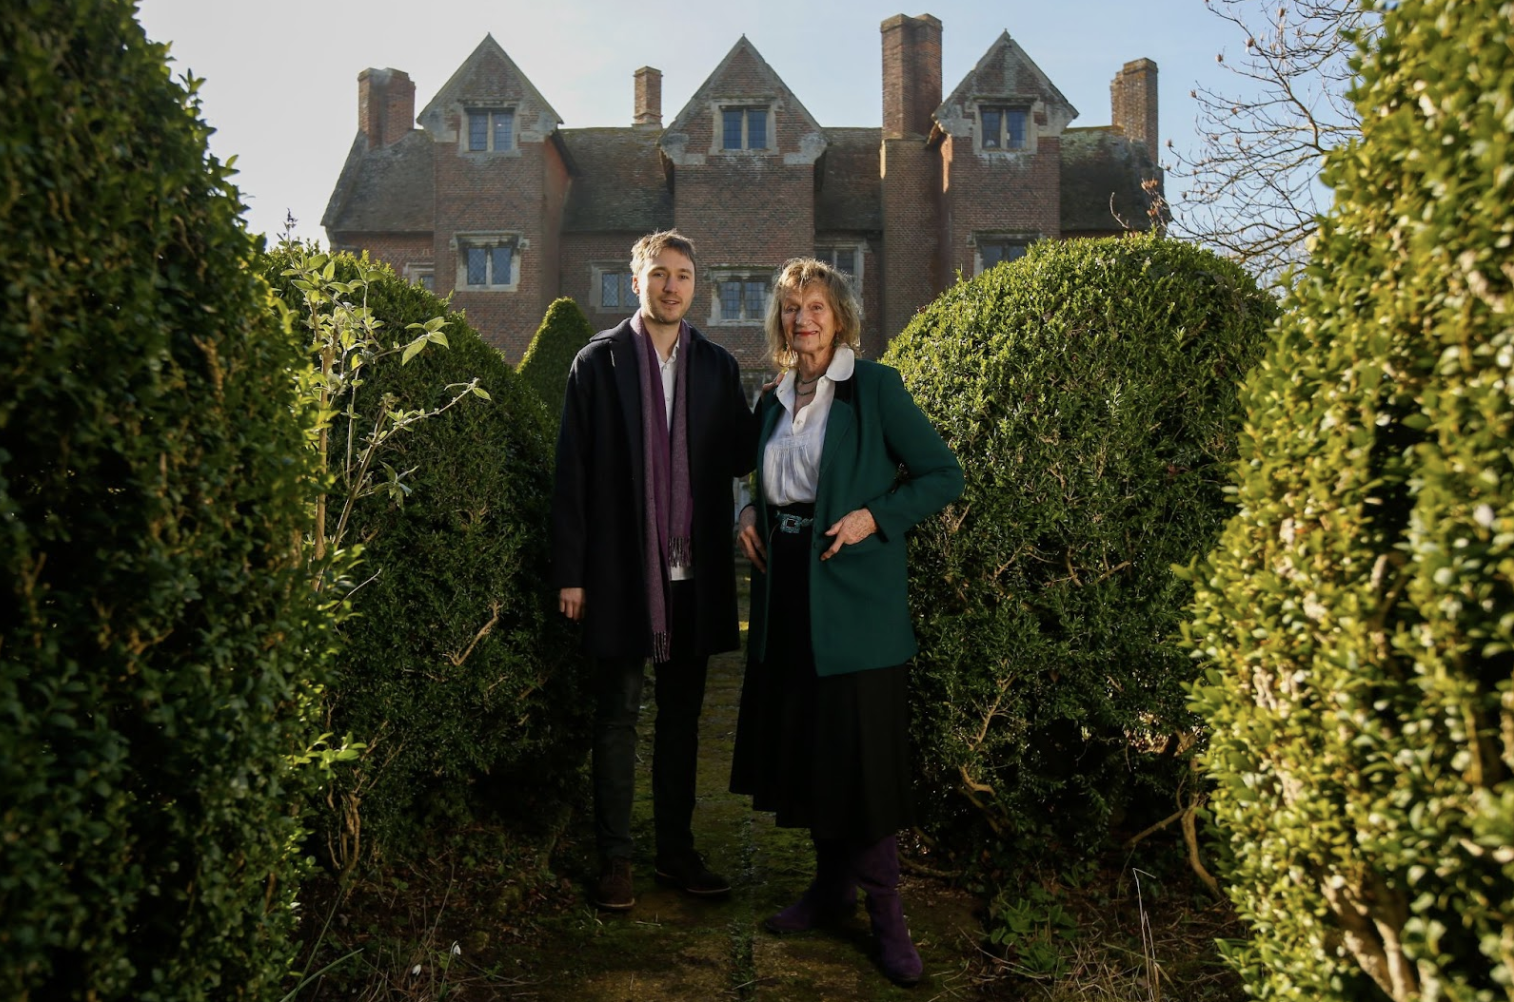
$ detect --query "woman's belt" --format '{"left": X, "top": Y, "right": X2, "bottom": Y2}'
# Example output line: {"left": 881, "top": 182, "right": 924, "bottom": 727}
{"left": 769, "top": 501, "right": 815, "bottom": 534}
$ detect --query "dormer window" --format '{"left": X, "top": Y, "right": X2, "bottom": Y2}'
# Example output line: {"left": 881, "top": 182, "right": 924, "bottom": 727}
{"left": 466, "top": 109, "right": 514, "bottom": 152}
{"left": 721, "top": 106, "right": 769, "bottom": 150}
{"left": 979, "top": 106, "right": 1029, "bottom": 152}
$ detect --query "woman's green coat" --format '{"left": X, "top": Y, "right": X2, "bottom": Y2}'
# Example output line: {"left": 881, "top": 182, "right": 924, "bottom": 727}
{"left": 747, "top": 358, "right": 963, "bottom": 676}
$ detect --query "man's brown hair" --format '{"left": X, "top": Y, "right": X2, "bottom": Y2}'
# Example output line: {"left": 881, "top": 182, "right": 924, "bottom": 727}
{"left": 630, "top": 229, "right": 697, "bottom": 275}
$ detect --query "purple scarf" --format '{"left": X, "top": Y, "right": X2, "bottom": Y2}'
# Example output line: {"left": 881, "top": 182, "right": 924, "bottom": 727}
{"left": 632, "top": 316, "right": 692, "bottom": 663}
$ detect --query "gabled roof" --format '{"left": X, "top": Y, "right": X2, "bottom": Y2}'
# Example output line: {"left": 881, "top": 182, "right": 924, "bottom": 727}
{"left": 1059, "top": 126, "right": 1163, "bottom": 235}
{"left": 322, "top": 129, "right": 434, "bottom": 234}
{"left": 662, "top": 36, "right": 826, "bottom": 165}
{"left": 935, "top": 31, "right": 1078, "bottom": 137}
{"left": 815, "top": 127, "right": 883, "bottom": 233}
{"left": 417, "top": 35, "right": 562, "bottom": 138}
{"left": 558, "top": 128, "right": 673, "bottom": 233}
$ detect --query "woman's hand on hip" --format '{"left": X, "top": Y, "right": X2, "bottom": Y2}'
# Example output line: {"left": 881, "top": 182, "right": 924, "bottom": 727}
{"left": 737, "top": 505, "right": 767, "bottom": 573}
{"left": 821, "top": 508, "right": 877, "bottom": 561}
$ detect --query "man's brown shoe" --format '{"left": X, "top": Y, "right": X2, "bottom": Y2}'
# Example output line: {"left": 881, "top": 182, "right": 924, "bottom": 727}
{"left": 593, "top": 857, "right": 635, "bottom": 910}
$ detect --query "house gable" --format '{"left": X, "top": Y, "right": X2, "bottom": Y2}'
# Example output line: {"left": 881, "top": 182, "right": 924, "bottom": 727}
{"left": 662, "top": 36, "right": 826, "bottom": 167}
{"left": 935, "top": 32, "right": 1078, "bottom": 147}
{"left": 417, "top": 34, "right": 562, "bottom": 146}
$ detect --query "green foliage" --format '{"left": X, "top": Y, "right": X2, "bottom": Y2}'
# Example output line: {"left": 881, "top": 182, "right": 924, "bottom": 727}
{"left": 0, "top": 4, "right": 331, "bottom": 999}
{"left": 884, "top": 233, "right": 1275, "bottom": 869}
{"left": 516, "top": 297, "right": 595, "bottom": 430}
{"left": 1186, "top": 2, "right": 1514, "bottom": 998}
{"left": 987, "top": 881, "right": 1080, "bottom": 979}
{"left": 265, "top": 250, "right": 587, "bottom": 865}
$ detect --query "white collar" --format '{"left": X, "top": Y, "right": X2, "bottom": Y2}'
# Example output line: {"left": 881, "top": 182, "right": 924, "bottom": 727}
{"left": 777, "top": 345, "right": 854, "bottom": 409}
{"left": 780, "top": 345, "right": 854, "bottom": 390}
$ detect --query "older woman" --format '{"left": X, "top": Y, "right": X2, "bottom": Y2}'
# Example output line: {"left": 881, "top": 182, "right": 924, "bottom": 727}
{"left": 730, "top": 258, "right": 963, "bottom": 987}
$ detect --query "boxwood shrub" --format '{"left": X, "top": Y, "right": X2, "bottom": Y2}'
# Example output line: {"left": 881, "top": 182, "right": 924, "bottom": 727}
{"left": 517, "top": 296, "right": 594, "bottom": 429}
{"left": 265, "top": 251, "right": 587, "bottom": 862}
{"left": 0, "top": 4, "right": 329, "bottom": 999}
{"left": 1186, "top": 1, "right": 1514, "bottom": 997}
{"left": 884, "top": 233, "right": 1275, "bottom": 867}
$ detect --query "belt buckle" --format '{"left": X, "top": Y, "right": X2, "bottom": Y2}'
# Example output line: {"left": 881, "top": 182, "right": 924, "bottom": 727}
{"left": 776, "top": 513, "right": 810, "bottom": 534}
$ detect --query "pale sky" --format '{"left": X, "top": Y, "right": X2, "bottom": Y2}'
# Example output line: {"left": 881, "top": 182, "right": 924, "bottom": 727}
{"left": 134, "top": 0, "right": 1244, "bottom": 244}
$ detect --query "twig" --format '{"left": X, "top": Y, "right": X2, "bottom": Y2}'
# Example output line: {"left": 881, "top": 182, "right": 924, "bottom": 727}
{"left": 447, "top": 601, "right": 501, "bottom": 667}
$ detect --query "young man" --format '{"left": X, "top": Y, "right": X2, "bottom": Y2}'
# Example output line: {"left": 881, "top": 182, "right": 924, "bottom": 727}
{"left": 552, "top": 230, "right": 756, "bottom": 910}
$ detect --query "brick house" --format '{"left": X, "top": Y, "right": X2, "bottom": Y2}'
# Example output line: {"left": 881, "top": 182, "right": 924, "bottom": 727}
{"left": 323, "top": 14, "right": 1161, "bottom": 374}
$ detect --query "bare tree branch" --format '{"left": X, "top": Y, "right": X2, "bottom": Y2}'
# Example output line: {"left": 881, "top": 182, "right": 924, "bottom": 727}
{"left": 1168, "top": 0, "right": 1383, "bottom": 285}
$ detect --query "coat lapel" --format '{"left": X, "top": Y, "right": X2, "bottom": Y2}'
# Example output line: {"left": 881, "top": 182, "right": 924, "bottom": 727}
{"left": 609, "top": 322, "right": 644, "bottom": 522}
{"left": 818, "top": 374, "right": 856, "bottom": 482}
{"left": 682, "top": 326, "right": 704, "bottom": 463}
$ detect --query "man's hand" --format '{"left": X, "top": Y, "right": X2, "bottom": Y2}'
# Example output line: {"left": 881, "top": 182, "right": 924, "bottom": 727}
{"left": 736, "top": 505, "right": 767, "bottom": 574}
{"left": 559, "top": 587, "right": 586, "bottom": 621}
{"left": 821, "top": 508, "right": 877, "bottom": 561}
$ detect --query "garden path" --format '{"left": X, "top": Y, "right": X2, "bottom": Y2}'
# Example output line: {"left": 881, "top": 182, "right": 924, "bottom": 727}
{"left": 503, "top": 642, "right": 992, "bottom": 1001}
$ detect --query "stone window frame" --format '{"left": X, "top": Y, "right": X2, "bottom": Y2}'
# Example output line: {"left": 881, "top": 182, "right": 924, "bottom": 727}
{"left": 976, "top": 102, "right": 1035, "bottom": 155}
{"left": 815, "top": 242, "right": 866, "bottom": 297}
{"left": 711, "top": 102, "right": 775, "bottom": 154}
{"left": 970, "top": 232, "right": 1038, "bottom": 275}
{"left": 708, "top": 268, "right": 773, "bottom": 325}
{"left": 404, "top": 263, "right": 435, "bottom": 293}
{"left": 591, "top": 262, "right": 637, "bottom": 313}
{"left": 461, "top": 106, "right": 518, "bottom": 155}
{"left": 451, "top": 232, "right": 524, "bottom": 291}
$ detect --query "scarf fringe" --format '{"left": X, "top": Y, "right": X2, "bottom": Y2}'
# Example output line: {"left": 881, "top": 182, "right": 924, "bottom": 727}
{"left": 669, "top": 535, "right": 691, "bottom": 568}
{"left": 652, "top": 630, "right": 671, "bottom": 664}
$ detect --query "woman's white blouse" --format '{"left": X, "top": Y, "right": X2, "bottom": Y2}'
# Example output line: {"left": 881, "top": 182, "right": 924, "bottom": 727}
{"left": 762, "top": 346, "right": 856, "bottom": 505}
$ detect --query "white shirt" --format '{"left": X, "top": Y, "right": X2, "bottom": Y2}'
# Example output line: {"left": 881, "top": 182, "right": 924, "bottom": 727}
{"left": 763, "top": 346, "right": 856, "bottom": 505}
{"left": 658, "top": 337, "right": 678, "bottom": 429}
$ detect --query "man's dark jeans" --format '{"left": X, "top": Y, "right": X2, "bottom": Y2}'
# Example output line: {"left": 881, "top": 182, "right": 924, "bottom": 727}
{"left": 592, "top": 580, "right": 707, "bottom": 861}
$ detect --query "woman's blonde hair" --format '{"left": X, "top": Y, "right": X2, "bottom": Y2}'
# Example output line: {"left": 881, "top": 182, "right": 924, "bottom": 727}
{"left": 763, "top": 257, "right": 863, "bottom": 369}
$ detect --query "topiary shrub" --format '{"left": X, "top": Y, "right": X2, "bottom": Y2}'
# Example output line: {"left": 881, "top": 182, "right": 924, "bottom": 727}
{"left": 265, "top": 250, "right": 587, "bottom": 866}
{"left": 517, "top": 296, "right": 594, "bottom": 429}
{"left": 884, "top": 232, "right": 1275, "bottom": 869}
{"left": 1186, "top": 1, "right": 1514, "bottom": 998}
{"left": 0, "top": 4, "right": 330, "bottom": 999}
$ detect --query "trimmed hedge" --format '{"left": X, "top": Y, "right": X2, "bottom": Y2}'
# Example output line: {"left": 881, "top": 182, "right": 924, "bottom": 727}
{"left": 1186, "top": 1, "right": 1514, "bottom": 998}
{"left": 884, "top": 233, "right": 1275, "bottom": 866}
{"left": 266, "top": 252, "right": 587, "bottom": 861}
{"left": 517, "top": 296, "right": 594, "bottom": 428}
{"left": 0, "top": 4, "right": 328, "bottom": 999}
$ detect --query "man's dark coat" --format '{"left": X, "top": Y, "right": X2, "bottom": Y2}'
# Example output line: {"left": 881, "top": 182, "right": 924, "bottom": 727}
{"left": 551, "top": 318, "right": 756, "bottom": 660}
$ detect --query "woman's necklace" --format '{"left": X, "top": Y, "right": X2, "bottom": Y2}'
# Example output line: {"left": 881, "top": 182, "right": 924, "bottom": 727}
{"left": 794, "top": 371, "right": 822, "bottom": 391}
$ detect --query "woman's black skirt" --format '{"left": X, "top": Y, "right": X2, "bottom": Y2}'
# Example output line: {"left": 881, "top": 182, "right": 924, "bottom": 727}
{"left": 729, "top": 508, "right": 914, "bottom": 844}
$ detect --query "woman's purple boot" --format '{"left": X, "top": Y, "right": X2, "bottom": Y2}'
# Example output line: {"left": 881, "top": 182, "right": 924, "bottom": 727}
{"left": 854, "top": 835, "right": 922, "bottom": 987}
{"left": 763, "top": 837, "right": 857, "bottom": 934}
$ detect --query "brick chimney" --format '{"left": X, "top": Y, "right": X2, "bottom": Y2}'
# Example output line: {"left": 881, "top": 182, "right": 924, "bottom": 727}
{"left": 881, "top": 13, "right": 942, "bottom": 140}
{"left": 634, "top": 66, "right": 662, "bottom": 128}
{"left": 358, "top": 67, "right": 415, "bottom": 149}
{"left": 1110, "top": 58, "right": 1158, "bottom": 160}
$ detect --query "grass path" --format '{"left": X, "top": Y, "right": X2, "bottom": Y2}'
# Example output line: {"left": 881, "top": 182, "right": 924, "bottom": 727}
{"left": 504, "top": 644, "right": 989, "bottom": 1001}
